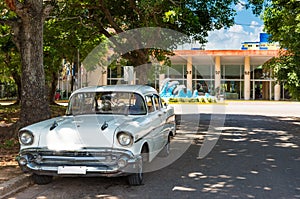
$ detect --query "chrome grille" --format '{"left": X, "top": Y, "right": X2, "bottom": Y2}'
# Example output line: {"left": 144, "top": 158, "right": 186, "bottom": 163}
{"left": 21, "top": 148, "right": 133, "bottom": 167}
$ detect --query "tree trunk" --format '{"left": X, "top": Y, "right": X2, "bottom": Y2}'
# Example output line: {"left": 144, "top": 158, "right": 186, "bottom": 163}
{"left": 123, "top": 49, "right": 151, "bottom": 85}
{"left": 1, "top": 1, "right": 53, "bottom": 138}
{"left": 48, "top": 71, "right": 59, "bottom": 105}
{"left": 135, "top": 62, "right": 152, "bottom": 85}
{"left": 11, "top": 70, "right": 21, "bottom": 104}
{"left": 18, "top": 16, "right": 50, "bottom": 126}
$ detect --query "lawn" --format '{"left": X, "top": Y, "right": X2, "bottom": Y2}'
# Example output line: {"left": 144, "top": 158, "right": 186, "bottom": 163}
{"left": 0, "top": 103, "right": 67, "bottom": 170}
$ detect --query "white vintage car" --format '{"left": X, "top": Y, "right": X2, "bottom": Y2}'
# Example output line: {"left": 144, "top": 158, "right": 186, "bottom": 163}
{"left": 17, "top": 85, "right": 176, "bottom": 185}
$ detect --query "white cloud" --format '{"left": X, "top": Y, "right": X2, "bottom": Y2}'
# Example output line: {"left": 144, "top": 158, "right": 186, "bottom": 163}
{"left": 205, "top": 22, "right": 264, "bottom": 50}
{"left": 228, "top": 25, "right": 245, "bottom": 33}
{"left": 250, "top": 21, "right": 259, "bottom": 27}
{"left": 178, "top": 21, "right": 263, "bottom": 50}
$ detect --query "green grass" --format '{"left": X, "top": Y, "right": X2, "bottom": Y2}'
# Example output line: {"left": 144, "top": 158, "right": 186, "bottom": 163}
{"left": 0, "top": 103, "right": 67, "bottom": 126}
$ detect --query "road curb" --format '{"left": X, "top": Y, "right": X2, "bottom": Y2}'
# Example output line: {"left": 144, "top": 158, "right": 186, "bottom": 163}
{"left": 0, "top": 174, "right": 31, "bottom": 199}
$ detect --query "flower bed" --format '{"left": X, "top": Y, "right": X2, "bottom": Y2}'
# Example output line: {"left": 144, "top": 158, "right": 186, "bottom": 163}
{"left": 166, "top": 97, "right": 217, "bottom": 104}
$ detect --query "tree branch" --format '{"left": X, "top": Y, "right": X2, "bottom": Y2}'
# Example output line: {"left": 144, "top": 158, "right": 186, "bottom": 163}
{"left": 0, "top": 18, "right": 16, "bottom": 27}
{"left": 5, "top": 0, "right": 30, "bottom": 19}
{"left": 129, "top": 0, "right": 142, "bottom": 17}
{"left": 99, "top": 0, "right": 123, "bottom": 34}
{"left": 5, "top": 0, "right": 16, "bottom": 11}
{"left": 43, "top": 4, "right": 54, "bottom": 20}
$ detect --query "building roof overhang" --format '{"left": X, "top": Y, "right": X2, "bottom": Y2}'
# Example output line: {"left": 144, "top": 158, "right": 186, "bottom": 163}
{"left": 170, "top": 50, "right": 280, "bottom": 66}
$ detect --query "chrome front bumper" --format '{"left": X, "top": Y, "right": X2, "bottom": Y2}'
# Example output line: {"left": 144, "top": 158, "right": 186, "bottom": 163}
{"left": 17, "top": 148, "right": 142, "bottom": 177}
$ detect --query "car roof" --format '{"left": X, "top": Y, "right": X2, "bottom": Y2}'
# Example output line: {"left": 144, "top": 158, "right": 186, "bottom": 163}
{"left": 71, "top": 85, "right": 158, "bottom": 97}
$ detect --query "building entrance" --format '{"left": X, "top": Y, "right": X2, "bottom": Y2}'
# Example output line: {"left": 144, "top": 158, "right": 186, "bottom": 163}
{"left": 250, "top": 65, "right": 275, "bottom": 100}
{"left": 251, "top": 80, "right": 274, "bottom": 100}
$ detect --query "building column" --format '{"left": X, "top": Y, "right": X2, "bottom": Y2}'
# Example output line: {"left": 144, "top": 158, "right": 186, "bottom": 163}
{"left": 274, "top": 83, "right": 281, "bottom": 101}
{"left": 187, "top": 56, "right": 193, "bottom": 91}
{"left": 244, "top": 56, "right": 251, "bottom": 100}
{"left": 214, "top": 56, "right": 221, "bottom": 91}
{"left": 262, "top": 82, "right": 270, "bottom": 100}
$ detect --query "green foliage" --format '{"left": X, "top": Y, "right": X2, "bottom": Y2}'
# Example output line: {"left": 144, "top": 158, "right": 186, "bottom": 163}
{"left": 49, "top": 104, "right": 68, "bottom": 117}
{"left": 264, "top": 0, "right": 300, "bottom": 52}
{"left": 51, "top": 0, "right": 265, "bottom": 66}
{"left": 0, "top": 104, "right": 20, "bottom": 124}
{"left": 264, "top": 53, "right": 300, "bottom": 100}
{"left": 0, "top": 23, "right": 20, "bottom": 82}
{"left": 0, "top": 103, "right": 67, "bottom": 126}
{"left": 0, "top": 21, "right": 20, "bottom": 99}
{"left": 43, "top": 7, "right": 107, "bottom": 74}
{"left": 169, "top": 98, "right": 178, "bottom": 103}
{"left": 0, "top": 138, "right": 18, "bottom": 150}
{"left": 81, "top": 37, "right": 110, "bottom": 72}
{"left": 207, "top": 97, "right": 216, "bottom": 103}
{"left": 263, "top": 0, "right": 300, "bottom": 99}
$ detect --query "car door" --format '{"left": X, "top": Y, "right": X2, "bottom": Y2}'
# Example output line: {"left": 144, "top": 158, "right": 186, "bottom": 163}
{"left": 144, "top": 95, "right": 164, "bottom": 155}
{"left": 153, "top": 94, "right": 168, "bottom": 149}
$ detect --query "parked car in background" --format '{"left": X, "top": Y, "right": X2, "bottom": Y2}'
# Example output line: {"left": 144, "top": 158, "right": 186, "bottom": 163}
{"left": 17, "top": 85, "right": 176, "bottom": 185}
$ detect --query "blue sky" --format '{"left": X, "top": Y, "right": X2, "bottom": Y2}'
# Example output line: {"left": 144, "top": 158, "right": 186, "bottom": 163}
{"left": 205, "top": 2, "right": 265, "bottom": 50}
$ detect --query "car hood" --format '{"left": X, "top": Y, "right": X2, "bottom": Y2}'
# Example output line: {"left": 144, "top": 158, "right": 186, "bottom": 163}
{"left": 28, "top": 114, "right": 130, "bottom": 151}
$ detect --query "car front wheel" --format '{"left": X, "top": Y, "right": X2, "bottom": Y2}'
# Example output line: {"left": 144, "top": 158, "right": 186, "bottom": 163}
{"left": 128, "top": 159, "right": 143, "bottom": 186}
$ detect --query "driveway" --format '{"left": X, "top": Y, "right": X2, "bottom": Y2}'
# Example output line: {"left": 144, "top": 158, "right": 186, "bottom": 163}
{"left": 11, "top": 102, "right": 300, "bottom": 199}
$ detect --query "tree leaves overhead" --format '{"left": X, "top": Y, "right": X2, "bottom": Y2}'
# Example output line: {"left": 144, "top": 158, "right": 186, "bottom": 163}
{"left": 0, "top": 0, "right": 266, "bottom": 89}
{"left": 1, "top": 0, "right": 266, "bottom": 70}
{"left": 60, "top": 0, "right": 264, "bottom": 44}
{"left": 264, "top": 0, "right": 300, "bottom": 53}
{"left": 263, "top": 0, "right": 300, "bottom": 99}
{"left": 52, "top": 0, "right": 265, "bottom": 82}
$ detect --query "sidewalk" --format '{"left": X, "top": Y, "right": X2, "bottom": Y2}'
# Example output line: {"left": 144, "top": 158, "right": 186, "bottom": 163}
{"left": 0, "top": 174, "right": 31, "bottom": 199}
{"left": 0, "top": 162, "right": 31, "bottom": 199}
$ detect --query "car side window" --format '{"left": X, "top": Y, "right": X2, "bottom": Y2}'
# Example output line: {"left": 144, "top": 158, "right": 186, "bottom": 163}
{"left": 129, "top": 93, "right": 147, "bottom": 115}
{"left": 145, "top": 95, "right": 154, "bottom": 113}
{"left": 153, "top": 94, "right": 161, "bottom": 110}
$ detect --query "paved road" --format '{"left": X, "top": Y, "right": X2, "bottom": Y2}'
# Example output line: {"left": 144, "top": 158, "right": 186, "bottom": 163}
{"left": 10, "top": 103, "right": 300, "bottom": 199}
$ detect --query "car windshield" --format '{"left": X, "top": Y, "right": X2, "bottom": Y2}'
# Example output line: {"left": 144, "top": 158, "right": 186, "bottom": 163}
{"left": 66, "top": 92, "right": 147, "bottom": 116}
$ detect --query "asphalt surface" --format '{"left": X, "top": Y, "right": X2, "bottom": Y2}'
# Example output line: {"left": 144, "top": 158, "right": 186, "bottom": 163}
{"left": 6, "top": 102, "right": 300, "bottom": 199}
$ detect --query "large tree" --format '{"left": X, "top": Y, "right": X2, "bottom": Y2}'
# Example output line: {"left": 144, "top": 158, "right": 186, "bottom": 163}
{"left": 1, "top": 0, "right": 53, "bottom": 129}
{"left": 263, "top": 0, "right": 300, "bottom": 99}
{"left": 0, "top": 1, "right": 107, "bottom": 108}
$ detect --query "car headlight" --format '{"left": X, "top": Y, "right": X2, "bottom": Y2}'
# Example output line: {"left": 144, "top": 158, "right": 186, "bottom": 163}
{"left": 117, "top": 132, "right": 133, "bottom": 146}
{"left": 19, "top": 130, "right": 34, "bottom": 145}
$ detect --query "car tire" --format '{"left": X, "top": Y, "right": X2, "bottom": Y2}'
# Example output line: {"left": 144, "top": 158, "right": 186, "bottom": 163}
{"left": 32, "top": 174, "right": 53, "bottom": 185}
{"left": 128, "top": 159, "right": 143, "bottom": 186}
